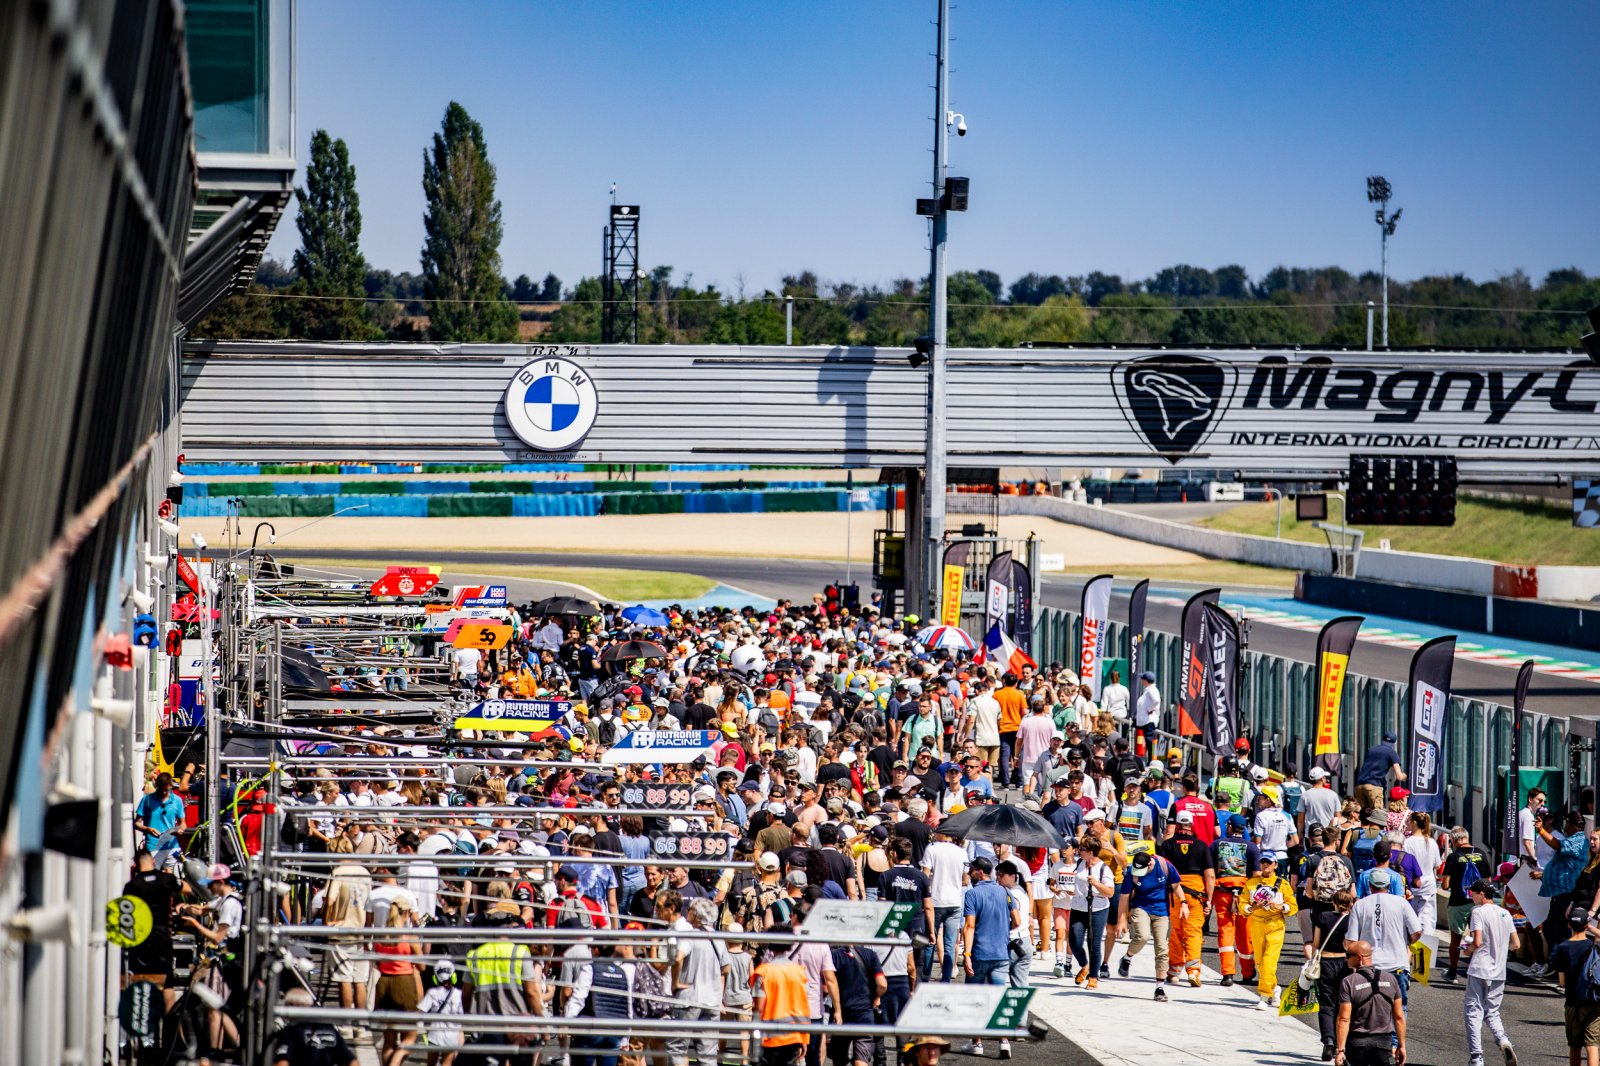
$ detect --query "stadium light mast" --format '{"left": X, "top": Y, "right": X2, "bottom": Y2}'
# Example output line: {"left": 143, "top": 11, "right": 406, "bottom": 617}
{"left": 1367, "top": 176, "right": 1402, "bottom": 348}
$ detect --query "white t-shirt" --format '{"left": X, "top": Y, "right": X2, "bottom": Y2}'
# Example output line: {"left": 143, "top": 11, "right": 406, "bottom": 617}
{"left": 1100, "top": 683, "right": 1130, "bottom": 721}
{"left": 969, "top": 695, "right": 1001, "bottom": 747}
{"left": 1403, "top": 833, "right": 1441, "bottom": 891}
{"left": 922, "top": 840, "right": 969, "bottom": 908}
{"left": 367, "top": 883, "right": 415, "bottom": 929}
{"left": 1467, "top": 903, "right": 1515, "bottom": 980}
{"left": 1135, "top": 684, "right": 1161, "bottom": 727}
{"left": 1346, "top": 892, "right": 1422, "bottom": 971}
{"left": 453, "top": 646, "right": 483, "bottom": 677}
{"left": 1255, "top": 808, "right": 1295, "bottom": 857}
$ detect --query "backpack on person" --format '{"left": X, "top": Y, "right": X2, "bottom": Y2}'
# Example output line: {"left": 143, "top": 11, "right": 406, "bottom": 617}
{"left": 1310, "top": 853, "right": 1353, "bottom": 903}
{"left": 1350, "top": 831, "right": 1380, "bottom": 874}
{"left": 593, "top": 713, "right": 619, "bottom": 747}
{"left": 1580, "top": 943, "right": 1600, "bottom": 1005}
{"left": 553, "top": 892, "right": 595, "bottom": 931}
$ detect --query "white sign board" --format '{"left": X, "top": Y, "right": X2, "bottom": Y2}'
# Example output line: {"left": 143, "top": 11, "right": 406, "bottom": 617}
{"left": 897, "top": 984, "right": 1034, "bottom": 1032}
{"left": 796, "top": 900, "right": 914, "bottom": 940}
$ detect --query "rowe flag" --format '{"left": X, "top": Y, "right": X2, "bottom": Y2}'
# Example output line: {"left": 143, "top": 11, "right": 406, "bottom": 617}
{"left": 939, "top": 542, "right": 971, "bottom": 627}
{"left": 1407, "top": 636, "right": 1457, "bottom": 813}
{"left": 1503, "top": 659, "right": 1535, "bottom": 856}
{"left": 1127, "top": 579, "right": 1150, "bottom": 680}
{"left": 1078, "top": 574, "right": 1113, "bottom": 700}
{"left": 1313, "top": 616, "right": 1364, "bottom": 778}
{"left": 977, "top": 623, "right": 1036, "bottom": 676}
{"left": 986, "top": 551, "right": 1013, "bottom": 636}
{"left": 1178, "top": 588, "right": 1220, "bottom": 737}
{"left": 1197, "top": 601, "right": 1240, "bottom": 756}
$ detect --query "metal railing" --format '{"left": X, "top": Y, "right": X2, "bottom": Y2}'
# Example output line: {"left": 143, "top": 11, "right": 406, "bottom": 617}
{"left": 1032, "top": 605, "right": 1586, "bottom": 848}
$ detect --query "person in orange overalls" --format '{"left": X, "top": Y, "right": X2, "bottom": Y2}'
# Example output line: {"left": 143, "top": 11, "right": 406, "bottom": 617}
{"left": 1210, "top": 812, "right": 1258, "bottom": 984}
{"left": 1160, "top": 810, "right": 1215, "bottom": 985}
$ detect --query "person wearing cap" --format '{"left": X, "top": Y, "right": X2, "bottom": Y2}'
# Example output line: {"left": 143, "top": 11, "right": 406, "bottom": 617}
{"left": 1547, "top": 905, "right": 1600, "bottom": 1065}
{"left": 960, "top": 856, "right": 1020, "bottom": 1055}
{"left": 1212, "top": 812, "right": 1260, "bottom": 986}
{"left": 1344, "top": 865, "right": 1422, "bottom": 1011}
{"left": 1133, "top": 670, "right": 1161, "bottom": 748}
{"left": 1160, "top": 808, "right": 1215, "bottom": 986}
{"left": 1441, "top": 828, "right": 1493, "bottom": 982}
{"left": 1114, "top": 848, "right": 1183, "bottom": 1001}
{"left": 462, "top": 902, "right": 542, "bottom": 1059}
{"left": 1302, "top": 765, "right": 1343, "bottom": 833}
{"left": 904, "top": 1035, "right": 949, "bottom": 1066}
{"left": 1170, "top": 773, "right": 1217, "bottom": 846}
{"left": 180, "top": 862, "right": 244, "bottom": 1054}
{"left": 1460, "top": 878, "right": 1519, "bottom": 1066}
{"left": 1254, "top": 779, "right": 1299, "bottom": 865}
{"left": 1239, "top": 854, "right": 1298, "bottom": 1008}
{"left": 1354, "top": 732, "right": 1407, "bottom": 813}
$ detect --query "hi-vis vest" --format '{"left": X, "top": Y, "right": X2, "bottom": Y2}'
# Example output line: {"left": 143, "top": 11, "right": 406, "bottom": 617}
{"left": 755, "top": 960, "right": 811, "bottom": 1048}
{"left": 467, "top": 941, "right": 531, "bottom": 987}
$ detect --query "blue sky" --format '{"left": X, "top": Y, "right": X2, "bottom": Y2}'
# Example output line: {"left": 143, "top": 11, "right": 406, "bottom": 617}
{"left": 265, "top": 1, "right": 1599, "bottom": 294}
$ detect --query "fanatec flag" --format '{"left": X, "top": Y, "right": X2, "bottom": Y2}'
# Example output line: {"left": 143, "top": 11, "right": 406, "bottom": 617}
{"left": 986, "top": 551, "right": 1013, "bottom": 636}
{"left": 1178, "top": 588, "right": 1221, "bottom": 737}
{"left": 1197, "top": 601, "right": 1240, "bottom": 757}
{"left": 1009, "top": 557, "right": 1034, "bottom": 656}
{"left": 1407, "top": 636, "right": 1457, "bottom": 813}
{"left": 1312, "top": 616, "right": 1364, "bottom": 778}
{"left": 1503, "top": 659, "right": 1535, "bottom": 857}
{"left": 938, "top": 542, "right": 971, "bottom": 628}
{"left": 1078, "top": 575, "right": 1114, "bottom": 699}
{"left": 1127, "top": 579, "right": 1150, "bottom": 680}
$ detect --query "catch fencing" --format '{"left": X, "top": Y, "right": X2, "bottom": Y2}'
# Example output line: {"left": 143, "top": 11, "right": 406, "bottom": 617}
{"left": 1034, "top": 606, "right": 1589, "bottom": 848}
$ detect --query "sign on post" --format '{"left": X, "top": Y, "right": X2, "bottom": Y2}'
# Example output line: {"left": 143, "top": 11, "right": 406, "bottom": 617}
{"left": 650, "top": 833, "right": 735, "bottom": 860}
{"left": 797, "top": 900, "right": 916, "bottom": 940}
{"left": 452, "top": 698, "right": 567, "bottom": 732}
{"left": 601, "top": 730, "right": 719, "bottom": 765}
{"left": 897, "top": 984, "right": 1034, "bottom": 1032}
{"left": 106, "top": 895, "right": 153, "bottom": 948}
{"left": 619, "top": 782, "right": 695, "bottom": 809}
{"left": 451, "top": 623, "right": 513, "bottom": 650}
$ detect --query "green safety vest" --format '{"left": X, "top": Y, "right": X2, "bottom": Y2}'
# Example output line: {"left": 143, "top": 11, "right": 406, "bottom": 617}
{"left": 1215, "top": 775, "right": 1246, "bottom": 810}
{"left": 467, "top": 941, "right": 531, "bottom": 987}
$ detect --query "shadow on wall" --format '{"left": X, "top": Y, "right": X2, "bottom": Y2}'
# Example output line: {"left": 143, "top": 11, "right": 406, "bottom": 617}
{"left": 816, "top": 346, "right": 876, "bottom": 465}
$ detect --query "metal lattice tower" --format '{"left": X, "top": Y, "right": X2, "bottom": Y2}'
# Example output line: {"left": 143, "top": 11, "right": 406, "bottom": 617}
{"left": 602, "top": 204, "right": 640, "bottom": 343}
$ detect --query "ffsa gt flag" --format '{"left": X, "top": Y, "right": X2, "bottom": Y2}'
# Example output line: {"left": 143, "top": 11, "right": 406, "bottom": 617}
{"left": 1407, "top": 636, "right": 1456, "bottom": 813}
{"left": 1313, "top": 616, "right": 1364, "bottom": 778}
{"left": 1198, "top": 601, "right": 1240, "bottom": 757}
{"left": 1127, "top": 579, "right": 1150, "bottom": 680}
{"left": 1077, "top": 574, "right": 1113, "bottom": 699}
{"left": 986, "top": 551, "right": 1013, "bottom": 637}
{"left": 1178, "top": 588, "right": 1221, "bottom": 736}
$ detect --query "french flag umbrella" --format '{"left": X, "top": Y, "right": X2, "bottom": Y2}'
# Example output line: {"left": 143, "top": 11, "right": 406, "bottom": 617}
{"left": 915, "top": 625, "right": 976, "bottom": 654}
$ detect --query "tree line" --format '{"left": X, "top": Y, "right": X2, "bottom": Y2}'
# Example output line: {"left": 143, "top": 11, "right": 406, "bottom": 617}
{"left": 195, "top": 105, "right": 1598, "bottom": 350}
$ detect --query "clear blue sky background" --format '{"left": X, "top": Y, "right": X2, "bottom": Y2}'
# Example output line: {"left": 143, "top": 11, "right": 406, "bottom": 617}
{"left": 264, "top": 0, "right": 1599, "bottom": 295}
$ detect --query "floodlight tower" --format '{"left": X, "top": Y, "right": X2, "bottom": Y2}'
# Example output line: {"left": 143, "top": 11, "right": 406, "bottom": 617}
{"left": 1366, "top": 176, "right": 1402, "bottom": 348}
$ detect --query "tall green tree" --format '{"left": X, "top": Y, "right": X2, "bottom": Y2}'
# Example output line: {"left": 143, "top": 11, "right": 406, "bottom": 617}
{"left": 289, "top": 129, "right": 371, "bottom": 338}
{"left": 420, "top": 102, "right": 518, "bottom": 342}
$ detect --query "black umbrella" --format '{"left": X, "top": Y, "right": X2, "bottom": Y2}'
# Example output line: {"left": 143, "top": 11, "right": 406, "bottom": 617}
{"left": 532, "top": 595, "right": 602, "bottom": 617}
{"left": 935, "top": 803, "right": 1068, "bottom": 850}
{"left": 598, "top": 639, "right": 667, "bottom": 662}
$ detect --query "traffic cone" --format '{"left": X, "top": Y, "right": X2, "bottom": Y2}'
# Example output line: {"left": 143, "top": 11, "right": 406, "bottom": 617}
{"left": 1135, "top": 730, "right": 1146, "bottom": 759}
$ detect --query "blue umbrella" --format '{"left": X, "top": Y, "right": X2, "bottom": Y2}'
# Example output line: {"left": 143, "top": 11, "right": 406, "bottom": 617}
{"left": 621, "top": 605, "right": 671, "bottom": 627}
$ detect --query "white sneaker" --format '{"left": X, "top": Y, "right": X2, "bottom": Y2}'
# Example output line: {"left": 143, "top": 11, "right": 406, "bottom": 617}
{"left": 962, "top": 1041, "right": 985, "bottom": 1056}
{"left": 1269, "top": 988, "right": 1283, "bottom": 1006}
{"left": 999, "top": 1040, "right": 1012, "bottom": 1059}
{"left": 1253, "top": 998, "right": 1269, "bottom": 1011}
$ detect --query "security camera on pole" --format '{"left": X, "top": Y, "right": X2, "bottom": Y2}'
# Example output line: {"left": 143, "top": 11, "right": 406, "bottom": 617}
{"left": 913, "top": 0, "right": 970, "bottom": 617}
{"left": 1366, "top": 176, "right": 1402, "bottom": 348}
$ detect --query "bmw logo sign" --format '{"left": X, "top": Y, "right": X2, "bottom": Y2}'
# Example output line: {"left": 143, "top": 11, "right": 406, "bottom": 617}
{"left": 504, "top": 357, "right": 599, "bottom": 451}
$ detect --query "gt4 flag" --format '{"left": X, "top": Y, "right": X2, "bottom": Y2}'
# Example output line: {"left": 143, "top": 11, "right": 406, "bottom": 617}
{"left": 1407, "top": 636, "right": 1457, "bottom": 813}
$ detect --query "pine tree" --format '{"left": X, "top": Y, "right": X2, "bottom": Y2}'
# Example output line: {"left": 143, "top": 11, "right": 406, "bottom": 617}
{"left": 290, "top": 130, "right": 370, "bottom": 338}
{"left": 420, "top": 102, "right": 518, "bottom": 342}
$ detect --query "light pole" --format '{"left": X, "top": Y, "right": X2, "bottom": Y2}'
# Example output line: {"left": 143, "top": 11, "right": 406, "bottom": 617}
{"left": 1366, "top": 176, "right": 1401, "bottom": 348}
{"left": 921, "top": 0, "right": 953, "bottom": 618}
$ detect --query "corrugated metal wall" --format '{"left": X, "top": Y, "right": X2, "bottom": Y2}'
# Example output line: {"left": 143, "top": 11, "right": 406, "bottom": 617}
{"left": 179, "top": 340, "right": 1600, "bottom": 471}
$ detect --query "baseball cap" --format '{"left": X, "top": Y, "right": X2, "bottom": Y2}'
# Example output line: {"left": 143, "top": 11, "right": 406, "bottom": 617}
{"left": 1308, "top": 767, "right": 1329, "bottom": 781}
{"left": 1083, "top": 808, "right": 1105, "bottom": 822}
{"left": 1369, "top": 867, "right": 1392, "bottom": 888}
{"left": 1572, "top": 908, "right": 1592, "bottom": 926}
{"left": 785, "top": 870, "right": 808, "bottom": 887}
{"left": 556, "top": 864, "right": 581, "bottom": 882}
{"left": 1139, "top": 671, "right": 1155, "bottom": 682}
{"left": 758, "top": 852, "right": 780, "bottom": 872}
{"left": 1390, "top": 786, "right": 1411, "bottom": 800}
{"left": 969, "top": 856, "right": 994, "bottom": 876}
{"left": 1250, "top": 766, "right": 1268, "bottom": 781}
{"left": 1144, "top": 764, "right": 1167, "bottom": 779}
{"left": 1130, "top": 852, "right": 1154, "bottom": 871}
{"left": 1176, "top": 810, "right": 1194, "bottom": 825}
{"left": 1228, "top": 814, "right": 1247, "bottom": 831}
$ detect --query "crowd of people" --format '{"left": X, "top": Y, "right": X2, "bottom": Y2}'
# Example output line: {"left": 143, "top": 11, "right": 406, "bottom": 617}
{"left": 121, "top": 591, "right": 1600, "bottom": 1066}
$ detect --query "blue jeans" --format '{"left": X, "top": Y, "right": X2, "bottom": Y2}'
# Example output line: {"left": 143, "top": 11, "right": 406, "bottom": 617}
{"left": 969, "top": 958, "right": 1009, "bottom": 986}
{"left": 931, "top": 906, "right": 962, "bottom": 982}
{"left": 1069, "top": 907, "right": 1108, "bottom": 971}
{"left": 999, "top": 733, "right": 1019, "bottom": 787}
{"left": 574, "top": 1034, "right": 621, "bottom": 1066}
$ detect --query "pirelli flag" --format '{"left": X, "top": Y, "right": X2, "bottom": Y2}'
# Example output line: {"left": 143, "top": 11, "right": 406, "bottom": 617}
{"left": 1312, "top": 616, "right": 1364, "bottom": 778}
{"left": 1196, "top": 601, "right": 1241, "bottom": 756}
{"left": 1177, "top": 587, "right": 1220, "bottom": 738}
{"left": 939, "top": 541, "right": 971, "bottom": 627}
{"left": 1406, "top": 636, "right": 1457, "bottom": 813}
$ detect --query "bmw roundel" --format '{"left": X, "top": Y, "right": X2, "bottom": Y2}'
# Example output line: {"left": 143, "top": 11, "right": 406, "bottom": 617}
{"left": 504, "top": 356, "right": 599, "bottom": 451}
